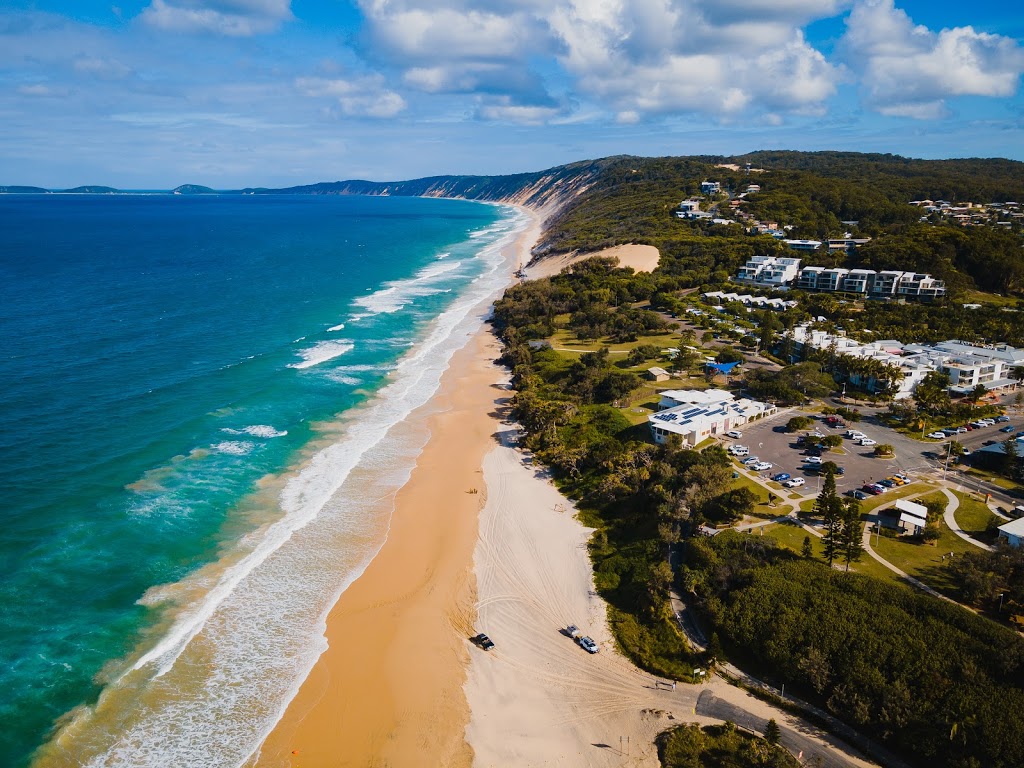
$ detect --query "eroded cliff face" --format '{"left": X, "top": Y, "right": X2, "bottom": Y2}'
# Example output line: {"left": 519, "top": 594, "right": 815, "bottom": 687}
{"left": 241, "top": 161, "right": 606, "bottom": 221}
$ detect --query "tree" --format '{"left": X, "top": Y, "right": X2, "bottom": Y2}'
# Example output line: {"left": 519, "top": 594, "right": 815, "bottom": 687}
{"left": 764, "top": 719, "right": 782, "bottom": 746}
{"left": 967, "top": 383, "right": 988, "bottom": 405}
{"left": 873, "top": 444, "right": 895, "bottom": 456}
{"left": 822, "top": 434, "right": 844, "bottom": 450}
{"left": 786, "top": 416, "right": 813, "bottom": 432}
{"left": 707, "top": 632, "right": 724, "bottom": 666}
{"left": 914, "top": 370, "right": 952, "bottom": 415}
{"left": 815, "top": 468, "right": 843, "bottom": 567}
{"left": 802, "top": 535, "right": 814, "bottom": 559}
{"left": 840, "top": 498, "right": 864, "bottom": 571}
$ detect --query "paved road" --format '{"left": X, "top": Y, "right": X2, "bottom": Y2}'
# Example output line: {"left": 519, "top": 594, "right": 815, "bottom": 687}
{"left": 696, "top": 691, "right": 855, "bottom": 768}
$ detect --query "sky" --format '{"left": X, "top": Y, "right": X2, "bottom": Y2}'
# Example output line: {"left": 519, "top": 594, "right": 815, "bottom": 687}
{"left": 2, "top": 0, "right": 1023, "bottom": 188}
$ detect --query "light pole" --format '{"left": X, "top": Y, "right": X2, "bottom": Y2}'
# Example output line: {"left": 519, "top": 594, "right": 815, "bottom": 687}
{"left": 1000, "top": 593, "right": 1006, "bottom": 613}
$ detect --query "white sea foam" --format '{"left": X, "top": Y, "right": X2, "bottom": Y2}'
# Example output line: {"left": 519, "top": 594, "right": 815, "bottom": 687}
{"left": 350, "top": 260, "right": 464, "bottom": 318}
{"left": 222, "top": 425, "right": 288, "bottom": 439}
{"left": 58, "top": 205, "right": 532, "bottom": 768}
{"left": 287, "top": 340, "right": 354, "bottom": 370}
{"left": 325, "top": 373, "right": 361, "bottom": 386}
{"left": 211, "top": 441, "right": 256, "bottom": 456}
{"left": 326, "top": 323, "right": 346, "bottom": 332}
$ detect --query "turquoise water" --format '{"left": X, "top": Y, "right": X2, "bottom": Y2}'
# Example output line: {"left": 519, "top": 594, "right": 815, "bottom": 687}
{"left": 0, "top": 194, "right": 525, "bottom": 767}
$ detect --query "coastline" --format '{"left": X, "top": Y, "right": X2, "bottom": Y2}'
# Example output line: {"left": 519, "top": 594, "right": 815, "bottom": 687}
{"left": 252, "top": 205, "right": 542, "bottom": 767}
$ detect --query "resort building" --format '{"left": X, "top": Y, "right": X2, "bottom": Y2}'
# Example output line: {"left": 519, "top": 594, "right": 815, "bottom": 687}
{"left": 793, "top": 267, "right": 946, "bottom": 300}
{"left": 733, "top": 256, "right": 802, "bottom": 288}
{"left": 997, "top": 516, "right": 1024, "bottom": 548}
{"left": 648, "top": 389, "right": 776, "bottom": 446}
{"left": 783, "top": 239, "right": 823, "bottom": 251}
{"left": 785, "top": 326, "right": 1023, "bottom": 399}
{"left": 701, "top": 181, "right": 721, "bottom": 194}
{"left": 702, "top": 291, "right": 798, "bottom": 310}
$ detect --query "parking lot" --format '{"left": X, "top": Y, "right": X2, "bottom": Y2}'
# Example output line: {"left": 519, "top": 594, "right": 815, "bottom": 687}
{"left": 722, "top": 410, "right": 925, "bottom": 499}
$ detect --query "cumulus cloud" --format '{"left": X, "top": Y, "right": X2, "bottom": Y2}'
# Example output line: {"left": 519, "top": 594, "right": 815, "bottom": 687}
{"left": 356, "top": 0, "right": 841, "bottom": 123}
{"left": 296, "top": 75, "right": 406, "bottom": 118}
{"left": 842, "top": 0, "right": 1024, "bottom": 118}
{"left": 140, "top": 0, "right": 292, "bottom": 36}
{"left": 73, "top": 55, "right": 133, "bottom": 79}
{"left": 548, "top": 0, "right": 839, "bottom": 119}
{"left": 17, "top": 83, "right": 71, "bottom": 97}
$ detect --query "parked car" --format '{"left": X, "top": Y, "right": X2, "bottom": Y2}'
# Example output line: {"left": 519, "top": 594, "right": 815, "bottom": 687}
{"left": 742, "top": 456, "right": 761, "bottom": 466}
{"left": 979, "top": 419, "right": 996, "bottom": 426}
{"left": 753, "top": 461, "right": 773, "bottom": 472}
{"left": 961, "top": 448, "right": 972, "bottom": 456}
{"left": 846, "top": 430, "right": 865, "bottom": 439}
{"left": 804, "top": 456, "right": 823, "bottom": 465}
{"left": 953, "top": 426, "right": 968, "bottom": 434}
{"left": 995, "top": 415, "right": 1010, "bottom": 423}
{"left": 970, "top": 421, "right": 987, "bottom": 428}
{"left": 858, "top": 438, "right": 877, "bottom": 447}
{"left": 894, "top": 473, "right": 911, "bottom": 484}
{"left": 862, "top": 484, "right": 884, "bottom": 495}
{"left": 849, "top": 489, "right": 869, "bottom": 500}
{"left": 772, "top": 473, "right": 791, "bottom": 483}
{"left": 725, "top": 430, "right": 743, "bottom": 439}
{"left": 878, "top": 479, "right": 896, "bottom": 488}
{"left": 473, "top": 633, "right": 495, "bottom": 650}
{"left": 566, "top": 624, "right": 581, "bottom": 639}
{"left": 889, "top": 476, "right": 906, "bottom": 486}
{"left": 927, "top": 431, "right": 947, "bottom": 439}
{"left": 803, "top": 447, "right": 823, "bottom": 456}
{"left": 576, "top": 636, "right": 599, "bottom": 654}
{"left": 869, "top": 483, "right": 888, "bottom": 493}
{"left": 1000, "top": 425, "right": 1016, "bottom": 433}
{"left": 784, "top": 477, "right": 806, "bottom": 488}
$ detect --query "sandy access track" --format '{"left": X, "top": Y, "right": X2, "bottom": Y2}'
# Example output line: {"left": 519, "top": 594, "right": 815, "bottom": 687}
{"left": 526, "top": 244, "right": 660, "bottom": 279}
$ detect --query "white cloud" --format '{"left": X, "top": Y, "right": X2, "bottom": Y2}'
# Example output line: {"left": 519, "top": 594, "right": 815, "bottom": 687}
{"left": 842, "top": 0, "right": 1024, "bottom": 118}
{"left": 295, "top": 76, "right": 406, "bottom": 118}
{"left": 140, "top": 0, "right": 292, "bottom": 36}
{"left": 357, "top": 0, "right": 842, "bottom": 123}
{"left": 548, "top": 0, "right": 839, "bottom": 119}
{"left": 17, "top": 83, "right": 71, "bottom": 97}
{"left": 73, "top": 56, "right": 132, "bottom": 79}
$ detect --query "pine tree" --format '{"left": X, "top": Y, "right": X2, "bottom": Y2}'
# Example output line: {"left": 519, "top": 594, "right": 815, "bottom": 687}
{"left": 801, "top": 535, "right": 814, "bottom": 559}
{"left": 840, "top": 497, "right": 865, "bottom": 571}
{"left": 764, "top": 718, "right": 781, "bottom": 745}
{"left": 815, "top": 468, "right": 843, "bottom": 567}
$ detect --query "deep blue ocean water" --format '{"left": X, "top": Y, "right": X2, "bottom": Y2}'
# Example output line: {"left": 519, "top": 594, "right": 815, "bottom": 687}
{"left": 0, "top": 193, "right": 523, "bottom": 767}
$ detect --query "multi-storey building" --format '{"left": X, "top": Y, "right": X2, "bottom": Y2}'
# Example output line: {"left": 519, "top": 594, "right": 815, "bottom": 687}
{"left": 734, "top": 256, "right": 802, "bottom": 287}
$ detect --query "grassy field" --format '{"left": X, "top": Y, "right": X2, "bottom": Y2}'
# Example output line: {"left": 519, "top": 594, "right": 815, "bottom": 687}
{"left": 859, "top": 481, "right": 937, "bottom": 513}
{"left": 871, "top": 511, "right": 977, "bottom": 595}
{"left": 760, "top": 521, "right": 898, "bottom": 581}
{"left": 730, "top": 471, "right": 772, "bottom": 506}
{"left": 953, "top": 490, "right": 999, "bottom": 541}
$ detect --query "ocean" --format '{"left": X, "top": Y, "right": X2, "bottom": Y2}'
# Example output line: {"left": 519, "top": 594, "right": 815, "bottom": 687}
{"left": 0, "top": 193, "right": 527, "bottom": 767}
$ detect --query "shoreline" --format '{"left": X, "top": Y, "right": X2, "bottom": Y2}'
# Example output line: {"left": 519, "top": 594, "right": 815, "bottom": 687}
{"left": 252, "top": 205, "right": 543, "bottom": 767}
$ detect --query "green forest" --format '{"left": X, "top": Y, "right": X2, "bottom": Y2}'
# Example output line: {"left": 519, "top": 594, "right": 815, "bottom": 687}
{"left": 658, "top": 722, "right": 798, "bottom": 768}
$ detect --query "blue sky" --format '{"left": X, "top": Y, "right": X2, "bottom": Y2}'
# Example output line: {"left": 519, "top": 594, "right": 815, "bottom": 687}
{"left": 2, "top": 0, "right": 1022, "bottom": 187}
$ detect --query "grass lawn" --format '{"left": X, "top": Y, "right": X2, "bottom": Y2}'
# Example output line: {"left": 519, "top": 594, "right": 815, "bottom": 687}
{"left": 761, "top": 521, "right": 821, "bottom": 556}
{"left": 871, "top": 518, "right": 976, "bottom": 595}
{"left": 731, "top": 471, "right": 771, "bottom": 506}
{"left": 548, "top": 327, "right": 678, "bottom": 355}
{"left": 953, "top": 491, "right": 999, "bottom": 541}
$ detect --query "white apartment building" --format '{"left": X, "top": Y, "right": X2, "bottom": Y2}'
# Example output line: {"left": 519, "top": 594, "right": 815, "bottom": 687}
{"left": 648, "top": 389, "right": 777, "bottom": 446}
{"left": 794, "top": 267, "right": 945, "bottom": 300}
{"left": 701, "top": 181, "right": 721, "bottom": 194}
{"left": 786, "top": 326, "right": 1023, "bottom": 399}
{"left": 733, "top": 256, "right": 802, "bottom": 287}
{"left": 783, "top": 239, "right": 823, "bottom": 251}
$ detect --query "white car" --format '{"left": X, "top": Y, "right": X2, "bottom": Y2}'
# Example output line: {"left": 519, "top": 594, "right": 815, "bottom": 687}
{"left": 742, "top": 456, "right": 761, "bottom": 466}
{"left": 725, "top": 430, "right": 743, "bottom": 439}
{"left": 752, "top": 461, "right": 772, "bottom": 471}
{"left": 847, "top": 431, "right": 866, "bottom": 440}
{"left": 927, "top": 431, "right": 947, "bottom": 439}
{"left": 858, "top": 438, "right": 877, "bottom": 447}
{"left": 784, "top": 477, "right": 806, "bottom": 488}
{"left": 576, "top": 636, "right": 599, "bottom": 654}
{"left": 803, "top": 456, "right": 823, "bottom": 465}
{"left": 729, "top": 444, "right": 749, "bottom": 455}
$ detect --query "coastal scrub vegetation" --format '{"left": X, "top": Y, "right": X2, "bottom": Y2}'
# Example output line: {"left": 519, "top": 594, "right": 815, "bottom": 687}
{"left": 683, "top": 533, "right": 1024, "bottom": 768}
{"left": 657, "top": 722, "right": 799, "bottom": 768}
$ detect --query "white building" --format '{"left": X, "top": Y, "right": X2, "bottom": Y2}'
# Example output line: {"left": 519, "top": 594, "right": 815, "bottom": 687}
{"left": 733, "top": 256, "right": 802, "bottom": 288}
{"left": 783, "top": 239, "right": 823, "bottom": 252}
{"left": 786, "top": 325, "right": 1023, "bottom": 399}
{"left": 701, "top": 181, "right": 721, "bottom": 194}
{"left": 702, "top": 291, "right": 798, "bottom": 310}
{"left": 648, "top": 389, "right": 776, "bottom": 446}
{"left": 998, "top": 517, "right": 1024, "bottom": 548}
{"left": 794, "top": 266, "right": 945, "bottom": 300}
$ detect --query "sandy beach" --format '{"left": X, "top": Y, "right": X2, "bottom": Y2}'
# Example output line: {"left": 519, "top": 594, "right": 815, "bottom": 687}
{"left": 527, "top": 243, "right": 661, "bottom": 279}
{"left": 253, "top": 209, "right": 541, "bottom": 768}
